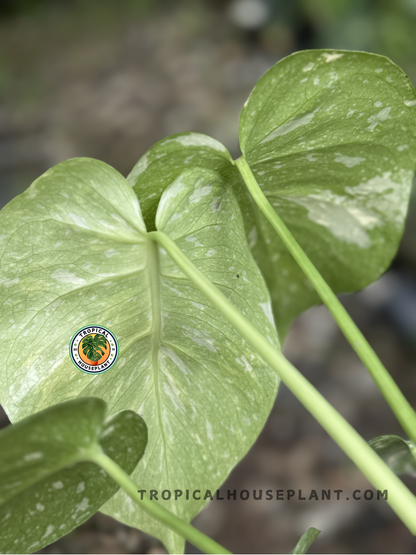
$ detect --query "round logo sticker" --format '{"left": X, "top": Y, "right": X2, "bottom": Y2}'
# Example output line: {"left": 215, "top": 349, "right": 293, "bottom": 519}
{"left": 70, "top": 326, "right": 118, "bottom": 374}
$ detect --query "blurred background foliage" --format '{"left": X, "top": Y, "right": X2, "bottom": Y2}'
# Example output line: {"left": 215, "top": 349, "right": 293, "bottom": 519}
{"left": 1, "top": 1, "right": 416, "bottom": 553}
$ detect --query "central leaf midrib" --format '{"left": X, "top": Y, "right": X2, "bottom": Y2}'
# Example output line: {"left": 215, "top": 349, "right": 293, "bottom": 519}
{"left": 147, "top": 238, "right": 172, "bottom": 507}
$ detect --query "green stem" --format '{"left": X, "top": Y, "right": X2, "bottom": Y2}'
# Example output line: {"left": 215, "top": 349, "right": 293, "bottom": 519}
{"left": 149, "top": 229, "right": 416, "bottom": 535}
{"left": 90, "top": 450, "right": 231, "bottom": 555}
{"left": 235, "top": 154, "right": 416, "bottom": 443}
{"left": 291, "top": 527, "right": 321, "bottom": 554}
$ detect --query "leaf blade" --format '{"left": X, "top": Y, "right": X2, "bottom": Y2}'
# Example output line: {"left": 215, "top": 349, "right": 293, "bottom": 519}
{"left": 239, "top": 49, "right": 416, "bottom": 335}
{"left": 128, "top": 132, "right": 234, "bottom": 231}
{"left": 369, "top": 435, "right": 416, "bottom": 476}
{"left": 0, "top": 398, "right": 147, "bottom": 554}
{"left": 0, "top": 159, "right": 279, "bottom": 553}
{"left": 103, "top": 167, "right": 280, "bottom": 552}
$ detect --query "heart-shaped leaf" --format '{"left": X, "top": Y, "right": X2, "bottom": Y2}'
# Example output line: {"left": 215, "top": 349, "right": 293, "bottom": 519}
{"left": 129, "top": 51, "right": 416, "bottom": 337}
{"left": 128, "top": 132, "right": 235, "bottom": 231}
{"left": 369, "top": 435, "right": 416, "bottom": 476}
{"left": 0, "top": 158, "right": 279, "bottom": 553}
{"left": 0, "top": 398, "right": 147, "bottom": 554}
{"left": 239, "top": 49, "right": 416, "bottom": 334}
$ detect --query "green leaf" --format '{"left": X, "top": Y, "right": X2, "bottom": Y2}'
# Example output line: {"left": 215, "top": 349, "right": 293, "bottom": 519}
{"left": 0, "top": 158, "right": 279, "bottom": 553}
{"left": 291, "top": 527, "right": 321, "bottom": 554}
{"left": 369, "top": 435, "right": 416, "bottom": 476}
{"left": 129, "top": 52, "right": 416, "bottom": 337}
{"left": 128, "top": 131, "right": 235, "bottom": 231}
{"left": 0, "top": 398, "right": 147, "bottom": 554}
{"left": 126, "top": 132, "right": 286, "bottom": 329}
{"left": 239, "top": 49, "right": 416, "bottom": 334}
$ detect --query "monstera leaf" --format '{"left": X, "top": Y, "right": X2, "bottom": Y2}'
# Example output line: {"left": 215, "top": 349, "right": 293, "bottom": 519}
{"left": 0, "top": 158, "right": 279, "bottom": 553}
{"left": 0, "top": 398, "right": 147, "bottom": 554}
{"left": 129, "top": 50, "right": 416, "bottom": 336}
{"left": 82, "top": 334, "right": 107, "bottom": 362}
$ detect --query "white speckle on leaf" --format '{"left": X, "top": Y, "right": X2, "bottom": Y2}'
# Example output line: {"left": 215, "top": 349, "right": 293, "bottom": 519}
{"left": 191, "top": 333, "right": 217, "bottom": 352}
{"left": 404, "top": 100, "right": 416, "bottom": 107}
{"left": 259, "top": 302, "right": 275, "bottom": 326}
{"left": 248, "top": 226, "right": 258, "bottom": 248}
{"left": 205, "top": 248, "right": 216, "bottom": 257}
{"left": 51, "top": 269, "right": 87, "bottom": 286}
{"left": 236, "top": 355, "right": 253, "bottom": 372}
{"left": 76, "top": 482, "right": 85, "bottom": 494}
{"left": 53, "top": 481, "right": 64, "bottom": 490}
{"left": 206, "top": 421, "right": 214, "bottom": 440}
{"left": 27, "top": 187, "right": 39, "bottom": 199}
{"left": 104, "top": 249, "right": 119, "bottom": 258}
{"left": 42, "top": 525, "right": 54, "bottom": 539}
{"left": 322, "top": 52, "right": 343, "bottom": 62}
{"left": 374, "top": 101, "right": 382, "bottom": 107}
{"left": 189, "top": 185, "right": 212, "bottom": 203}
{"left": 346, "top": 207, "right": 379, "bottom": 227}
{"left": 397, "top": 145, "right": 408, "bottom": 151}
{"left": 101, "top": 425, "right": 115, "bottom": 439}
{"left": 184, "top": 235, "right": 203, "bottom": 247}
{"left": 302, "top": 62, "right": 314, "bottom": 72}
{"left": 36, "top": 503, "right": 45, "bottom": 511}
{"left": 69, "top": 213, "right": 89, "bottom": 229}
{"left": 24, "top": 452, "right": 43, "bottom": 462}
{"left": 128, "top": 151, "right": 149, "bottom": 182}
{"left": 0, "top": 277, "right": 19, "bottom": 288}
{"left": 313, "top": 77, "right": 320, "bottom": 85}
{"left": 162, "top": 382, "right": 185, "bottom": 412}
{"left": 96, "top": 219, "right": 117, "bottom": 232}
{"left": 291, "top": 191, "right": 374, "bottom": 247}
{"left": 162, "top": 280, "right": 185, "bottom": 298}
{"left": 375, "top": 68, "right": 383, "bottom": 73}
{"left": 367, "top": 107, "right": 392, "bottom": 131}
{"left": 260, "top": 107, "right": 319, "bottom": 143}
{"left": 345, "top": 170, "right": 412, "bottom": 229}
{"left": 325, "top": 104, "right": 336, "bottom": 112}
{"left": 72, "top": 498, "right": 89, "bottom": 518}
{"left": 334, "top": 153, "right": 365, "bottom": 168}
{"left": 160, "top": 346, "right": 189, "bottom": 375}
